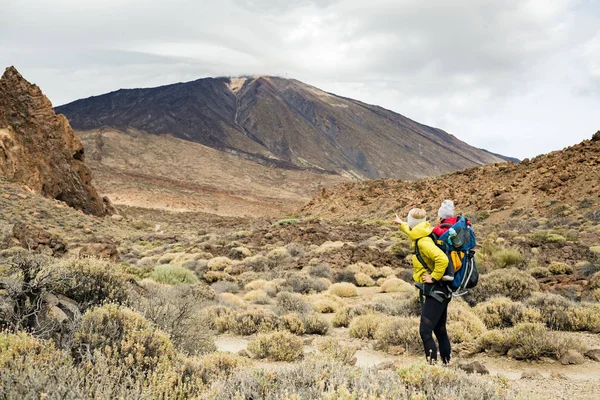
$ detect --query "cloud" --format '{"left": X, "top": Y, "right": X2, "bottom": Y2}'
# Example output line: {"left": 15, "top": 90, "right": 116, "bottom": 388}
{"left": 1, "top": 0, "right": 598, "bottom": 159}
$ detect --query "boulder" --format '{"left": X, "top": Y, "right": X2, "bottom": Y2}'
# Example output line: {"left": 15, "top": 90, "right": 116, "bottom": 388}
{"left": 5, "top": 223, "right": 67, "bottom": 256}
{"left": 559, "top": 349, "right": 585, "bottom": 365}
{"left": 459, "top": 361, "right": 489, "bottom": 375}
{"left": 585, "top": 348, "right": 600, "bottom": 362}
{"left": 79, "top": 242, "right": 120, "bottom": 262}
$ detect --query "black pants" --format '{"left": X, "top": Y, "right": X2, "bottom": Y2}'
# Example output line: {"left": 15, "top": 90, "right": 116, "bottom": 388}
{"left": 420, "top": 295, "right": 451, "bottom": 364}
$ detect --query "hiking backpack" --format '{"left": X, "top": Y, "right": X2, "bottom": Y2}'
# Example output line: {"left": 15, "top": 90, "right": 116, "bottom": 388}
{"left": 415, "top": 215, "right": 479, "bottom": 297}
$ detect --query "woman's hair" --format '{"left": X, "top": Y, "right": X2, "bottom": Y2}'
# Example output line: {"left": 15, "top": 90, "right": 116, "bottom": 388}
{"left": 409, "top": 208, "right": 427, "bottom": 220}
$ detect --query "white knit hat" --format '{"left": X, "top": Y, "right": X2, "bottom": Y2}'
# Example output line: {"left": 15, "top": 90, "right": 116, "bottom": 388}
{"left": 407, "top": 208, "right": 426, "bottom": 229}
{"left": 438, "top": 200, "right": 455, "bottom": 219}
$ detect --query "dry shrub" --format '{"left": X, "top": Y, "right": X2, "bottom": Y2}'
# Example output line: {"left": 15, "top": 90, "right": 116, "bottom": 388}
{"left": 374, "top": 316, "right": 421, "bottom": 353}
{"left": 308, "top": 263, "right": 333, "bottom": 280}
{"left": 313, "top": 241, "right": 345, "bottom": 255}
{"left": 0, "top": 332, "right": 65, "bottom": 369}
{"left": 247, "top": 332, "right": 303, "bottom": 361}
{"left": 196, "top": 352, "right": 249, "bottom": 383}
{"left": 332, "top": 305, "right": 371, "bottom": 328}
{"left": 477, "top": 329, "right": 510, "bottom": 355}
{"left": 548, "top": 262, "right": 573, "bottom": 275}
{"left": 529, "top": 267, "right": 551, "bottom": 278}
{"left": 491, "top": 247, "right": 525, "bottom": 269}
{"left": 203, "top": 271, "right": 235, "bottom": 284}
{"left": 380, "top": 266, "right": 395, "bottom": 277}
{"left": 286, "top": 274, "right": 328, "bottom": 294}
{"left": 467, "top": 268, "right": 539, "bottom": 304}
{"left": 315, "top": 337, "right": 358, "bottom": 364}
{"left": 200, "top": 305, "right": 235, "bottom": 331}
{"left": 590, "top": 271, "right": 600, "bottom": 289}
{"left": 308, "top": 293, "right": 344, "bottom": 313}
{"left": 280, "top": 313, "right": 305, "bottom": 335}
{"left": 243, "top": 289, "right": 270, "bottom": 304}
{"left": 474, "top": 297, "right": 541, "bottom": 329}
{"left": 151, "top": 264, "right": 199, "bottom": 285}
{"left": 506, "top": 323, "right": 575, "bottom": 360}
{"left": 333, "top": 269, "right": 357, "bottom": 284}
{"left": 275, "top": 291, "right": 312, "bottom": 314}
{"left": 328, "top": 282, "right": 358, "bottom": 297}
{"left": 52, "top": 257, "right": 132, "bottom": 311}
{"left": 380, "top": 278, "right": 414, "bottom": 293}
{"left": 132, "top": 282, "right": 215, "bottom": 356}
{"left": 525, "top": 292, "right": 600, "bottom": 332}
{"left": 349, "top": 314, "right": 382, "bottom": 339}
{"left": 211, "top": 280, "right": 240, "bottom": 294}
{"left": 207, "top": 257, "right": 234, "bottom": 271}
{"left": 227, "top": 309, "right": 280, "bottom": 335}
{"left": 75, "top": 304, "right": 175, "bottom": 371}
{"left": 354, "top": 272, "right": 375, "bottom": 287}
{"left": 244, "top": 279, "right": 268, "bottom": 291}
{"left": 303, "top": 313, "right": 330, "bottom": 335}
{"left": 371, "top": 292, "right": 422, "bottom": 317}
{"left": 447, "top": 301, "right": 487, "bottom": 343}
{"left": 347, "top": 262, "right": 378, "bottom": 278}
{"left": 218, "top": 292, "right": 246, "bottom": 309}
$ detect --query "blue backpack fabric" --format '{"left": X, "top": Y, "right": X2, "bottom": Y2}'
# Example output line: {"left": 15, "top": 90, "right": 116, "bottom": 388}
{"left": 434, "top": 215, "right": 478, "bottom": 295}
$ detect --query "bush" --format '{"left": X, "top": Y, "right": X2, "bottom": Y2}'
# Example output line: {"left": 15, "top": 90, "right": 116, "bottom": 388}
{"left": 244, "top": 279, "right": 268, "bottom": 291}
{"left": 211, "top": 280, "right": 240, "bottom": 294}
{"left": 207, "top": 257, "right": 234, "bottom": 271}
{"left": 303, "top": 313, "right": 330, "bottom": 335}
{"left": 380, "top": 278, "right": 414, "bottom": 293}
{"left": 227, "top": 309, "right": 280, "bottom": 335}
{"left": 280, "top": 313, "right": 305, "bottom": 335}
{"left": 467, "top": 268, "right": 539, "bottom": 304}
{"left": 506, "top": 323, "right": 573, "bottom": 360}
{"left": 525, "top": 292, "right": 600, "bottom": 332}
{"left": 308, "top": 263, "right": 333, "bottom": 280}
{"left": 132, "top": 282, "right": 215, "bottom": 356}
{"left": 491, "top": 248, "right": 525, "bottom": 269}
{"left": 197, "top": 352, "right": 249, "bottom": 383}
{"left": 529, "top": 267, "right": 551, "bottom": 278}
{"left": 477, "top": 329, "right": 510, "bottom": 355}
{"left": 0, "top": 332, "right": 65, "bottom": 369}
{"left": 53, "top": 258, "right": 132, "bottom": 311}
{"left": 474, "top": 297, "right": 541, "bottom": 329}
{"left": 286, "top": 274, "right": 328, "bottom": 294}
{"left": 218, "top": 293, "right": 246, "bottom": 309}
{"left": 329, "top": 282, "right": 359, "bottom": 297}
{"left": 203, "top": 271, "right": 235, "bottom": 283}
{"left": 75, "top": 305, "right": 175, "bottom": 371}
{"left": 374, "top": 316, "right": 421, "bottom": 353}
{"left": 349, "top": 314, "right": 382, "bottom": 339}
{"left": 354, "top": 272, "right": 375, "bottom": 287}
{"left": 275, "top": 291, "right": 312, "bottom": 314}
{"left": 151, "top": 264, "right": 199, "bottom": 285}
{"left": 308, "top": 294, "right": 343, "bottom": 313}
{"left": 347, "top": 262, "right": 378, "bottom": 278}
{"left": 333, "top": 269, "right": 357, "bottom": 284}
{"left": 548, "top": 262, "right": 573, "bottom": 275}
{"left": 446, "top": 301, "right": 487, "bottom": 343}
{"left": 315, "top": 337, "right": 358, "bottom": 364}
{"left": 243, "top": 289, "right": 270, "bottom": 304}
{"left": 247, "top": 332, "right": 303, "bottom": 361}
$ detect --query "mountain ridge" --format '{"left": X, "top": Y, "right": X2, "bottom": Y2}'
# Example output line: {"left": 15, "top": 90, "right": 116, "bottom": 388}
{"left": 56, "top": 75, "right": 511, "bottom": 180}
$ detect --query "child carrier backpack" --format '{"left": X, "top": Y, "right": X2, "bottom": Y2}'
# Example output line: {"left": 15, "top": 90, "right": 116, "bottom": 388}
{"left": 415, "top": 215, "right": 479, "bottom": 297}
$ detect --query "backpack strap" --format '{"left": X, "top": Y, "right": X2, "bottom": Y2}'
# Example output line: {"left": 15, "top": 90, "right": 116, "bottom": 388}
{"left": 414, "top": 237, "right": 433, "bottom": 275}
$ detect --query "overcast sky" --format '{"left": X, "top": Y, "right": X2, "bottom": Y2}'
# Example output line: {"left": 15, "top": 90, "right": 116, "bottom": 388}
{"left": 1, "top": 0, "right": 599, "bottom": 159}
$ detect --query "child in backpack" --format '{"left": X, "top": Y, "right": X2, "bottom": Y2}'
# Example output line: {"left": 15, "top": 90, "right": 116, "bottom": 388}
{"left": 433, "top": 200, "right": 459, "bottom": 282}
{"left": 394, "top": 208, "right": 452, "bottom": 364}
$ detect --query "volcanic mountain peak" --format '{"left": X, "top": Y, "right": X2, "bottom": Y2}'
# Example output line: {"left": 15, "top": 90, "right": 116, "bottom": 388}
{"left": 56, "top": 75, "right": 511, "bottom": 180}
{"left": 0, "top": 66, "right": 111, "bottom": 216}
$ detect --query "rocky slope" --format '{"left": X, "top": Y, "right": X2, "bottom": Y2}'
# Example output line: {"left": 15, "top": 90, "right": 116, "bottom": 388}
{"left": 76, "top": 128, "right": 345, "bottom": 217}
{"left": 56, "top": 76, "right": 510, "bottom": 180}
{"left": 0, "top": 67, "right": 110, "bottom": 216}
{"left": 302, "top": 132, "right": 600, "bottom": 222}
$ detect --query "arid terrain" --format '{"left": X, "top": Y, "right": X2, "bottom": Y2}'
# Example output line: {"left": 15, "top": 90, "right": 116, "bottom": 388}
{"left": 1, "top": 66, "right": 600, "bottom": 399}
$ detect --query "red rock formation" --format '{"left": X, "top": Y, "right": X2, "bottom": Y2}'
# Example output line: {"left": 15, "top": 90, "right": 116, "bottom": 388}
{"left": 0, "top": 66, "right": 110, "bottom": 216}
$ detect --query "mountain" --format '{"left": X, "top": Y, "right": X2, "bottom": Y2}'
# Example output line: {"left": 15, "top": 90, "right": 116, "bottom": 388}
{"left": 0, "top": 66, "right": 111, "bottom": 216}
{"left": 76, "top": 128, "right": 345, "bottom": 217}
{"left": 56, "top": 76, "right": 511, "bottom": 180}
{"left": 301, "top": 132, "right": 600, "bottom": 222}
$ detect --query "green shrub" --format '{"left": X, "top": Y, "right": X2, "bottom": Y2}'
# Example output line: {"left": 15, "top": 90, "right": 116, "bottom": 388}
{"left": 197, "top": 352, "right": 249, "bottom": 383}
{"left": 328, "top": 282, "right": 358, "bottom": 297}
{"left": 506, "top": 323, "right": 573, "bottom": 360}
{"left": 467, "top": 268, "right": 539, "bottom": 304}
{"left": 227, "top": 309, "right": 280, "bottom": 335}
{"left": 0, "top": 332, "right": 65, "bottom": 369}
{"left": 548, "top": 262, "right": 573, "bottom": 275}
{"left": 151, "top": 264, "right": 198, "bottom": 285}
{"left": 491, "top": 248, "right": 525, "bottom": 269}
{"left": 349, "top": 314, "right": 382, "bottom": 339}
{"left": 247, "top": 332, "right": 303, "bottom": 361}
{"left": 75, "top": 305, "right": 175, "bottom": 371}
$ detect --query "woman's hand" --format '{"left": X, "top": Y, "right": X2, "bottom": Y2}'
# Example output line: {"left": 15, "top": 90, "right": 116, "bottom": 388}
{"left": 393, "top": 213, "right": 403, "bottom": 225}
{"left": 423, "top": 274, "right": 434, "bottom": 283}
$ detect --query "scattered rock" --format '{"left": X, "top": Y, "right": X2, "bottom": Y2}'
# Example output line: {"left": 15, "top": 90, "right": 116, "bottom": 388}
{"left": 585, "top": 348, "right": 600, "bottom": 362}
{"left": 4, "top": 223, "right": 67, "bottom": 256}
{"left": 550, "top": 371, "right": 568, "bottom": 380}
{"left": 459, "top": 361, "right": 489, "bottom": 375}
{"left": 79, "top": 241, "right": 120, "bottom": 262}
{"left": 111, "top": 214, "right": 124, "bottom": 221}
{"left": 376, "top": 361, "right": 395, "bottom": 370}
{"left": 560, "top": 349, "right": 585, "bottom": 365}
{"left": 520, "top": 370, "right": 543, "bottom": 380}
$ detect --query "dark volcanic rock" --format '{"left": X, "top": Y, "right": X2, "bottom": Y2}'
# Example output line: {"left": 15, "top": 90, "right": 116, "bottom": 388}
{"left": 5, "top": 223, "right": 67, "bottom": 256}
{"left": 0, "top": 66, "right": 110, "bottom": 216}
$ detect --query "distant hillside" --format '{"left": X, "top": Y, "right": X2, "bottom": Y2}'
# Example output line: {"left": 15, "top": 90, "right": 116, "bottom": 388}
{"left": 56, "top": 76, "right": 510, "bottom": 180}
{"left": 77, "top": 128, "right": 345, "bottom": 217}
{"left": 302, "top": 132, "right": 600, "bottom": 222}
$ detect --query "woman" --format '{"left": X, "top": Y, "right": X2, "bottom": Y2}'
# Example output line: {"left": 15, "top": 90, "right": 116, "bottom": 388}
{"left": 394, "top": 208, "right": 452, "bottom": 364}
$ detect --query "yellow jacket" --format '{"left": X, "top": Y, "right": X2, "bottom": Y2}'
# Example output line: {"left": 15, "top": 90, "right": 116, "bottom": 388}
{"left": 399, "top": 221, "right": 449, "bottom": 283}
